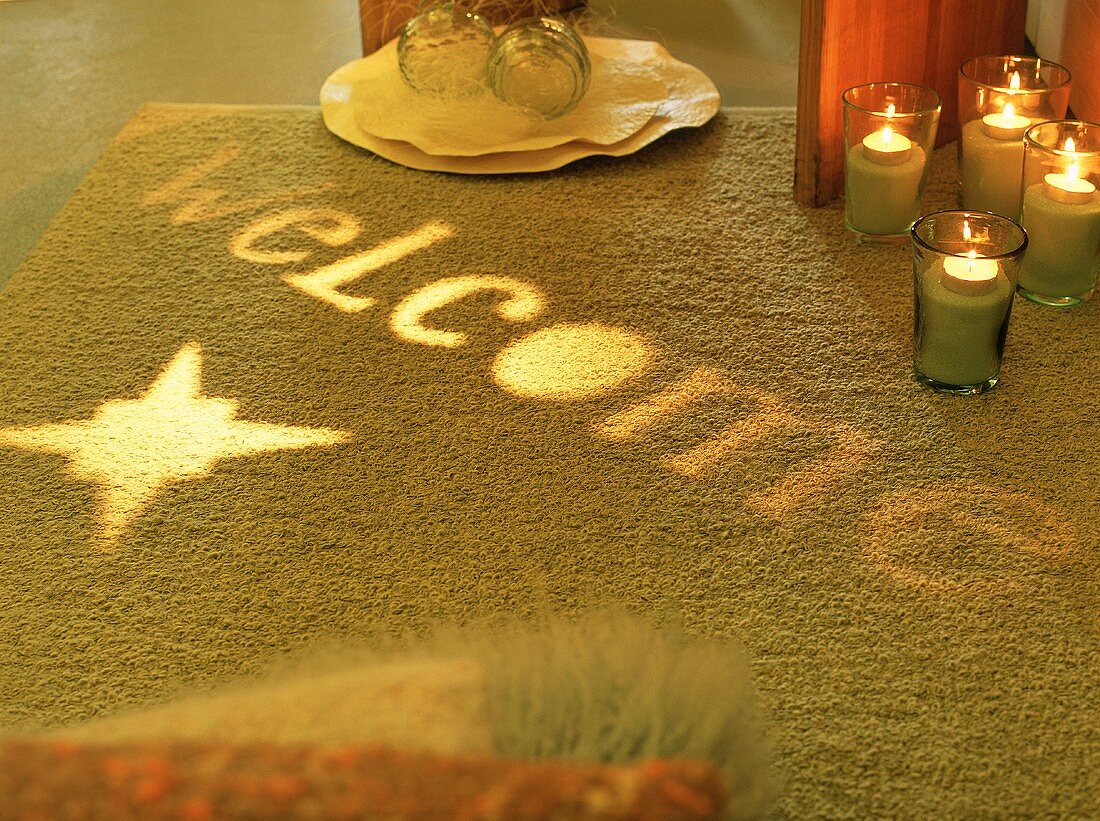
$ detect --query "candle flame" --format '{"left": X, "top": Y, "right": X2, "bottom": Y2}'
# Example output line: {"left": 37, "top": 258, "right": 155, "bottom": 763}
{"left": 959, "top": 248, "right": 980, "bottom": 276}
{"left": 1009, "top": 71, "right": 1021, "bottom": 91}
{"left": 963, "top": 220, "right": 972, "bottom": 242}
{"left": 1002, "top": 101, "right": 1017, "bottom": 121}
{"left": 882, "top": 104, "right": 898, "bottom": 147}
{"left": 1065, "top": 137, "right": 1079, "bottom": 181}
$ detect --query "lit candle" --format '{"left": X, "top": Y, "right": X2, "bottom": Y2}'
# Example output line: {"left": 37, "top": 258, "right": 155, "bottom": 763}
{"left": 998, "top": 70, "right": 1040, "bottom": 116}
{"left": 1019, "top": 138, "right": 1100, "bottom": 304}
{"left": 980, "top": 101, "right": 1031, "bottom": 140}
{"left": 916, "top": 222, "right": 1016, "bottom": 387}
{"left": 942, "top": 250, "right": 1000, "bottom": 295}
{"left": 862, "top": 118, "right": 913, "bottom": 165}
{"left": 846, "top": 103, "right": 927, "bottom": 238}
{"left": 960, "top": 95, "right": 1033, "bottom": 218}
{"left": 1042, "top": 154, "right": 1096, "bottom": 204}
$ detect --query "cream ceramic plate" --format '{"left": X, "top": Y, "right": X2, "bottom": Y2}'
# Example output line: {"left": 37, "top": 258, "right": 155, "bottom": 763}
{"left": 321, "top": 37, "right": 720, "bottom": 174}
{"left": 350, "top": 37, "right": 669, "bottom": 156}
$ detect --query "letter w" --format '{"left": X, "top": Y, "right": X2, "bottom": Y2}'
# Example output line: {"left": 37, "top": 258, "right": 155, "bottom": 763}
{"left": 142, "top": 144, "right": 328, "bottom": 225}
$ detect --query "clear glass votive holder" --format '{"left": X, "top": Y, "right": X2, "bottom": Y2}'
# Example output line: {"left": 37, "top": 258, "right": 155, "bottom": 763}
{"left": 487, "top": 16, "right": 591, "bottom": 120}
{"left": 911, "top": 210, "right": 1027, "bottom": 395}
{"left": 842, "top": 83, "right": 942, "bottom": 245}
{"left": 1018, "top": 120, "right": 1100, "bottom": 306}
{"left": 958, "top": 55, "right": 1072, "bottom": 219}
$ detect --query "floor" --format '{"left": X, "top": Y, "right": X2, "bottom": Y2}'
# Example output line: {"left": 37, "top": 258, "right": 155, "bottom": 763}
{"left": 0, "top": 0, "right": 801, "bottom": 287}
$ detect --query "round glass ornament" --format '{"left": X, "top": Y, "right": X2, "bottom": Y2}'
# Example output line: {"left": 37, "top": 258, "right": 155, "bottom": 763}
{"left": 397, "top": 3, "right": 496, "bottom": 97}
{"left": 487, "top": 16, "right": 592, "bottom": 120}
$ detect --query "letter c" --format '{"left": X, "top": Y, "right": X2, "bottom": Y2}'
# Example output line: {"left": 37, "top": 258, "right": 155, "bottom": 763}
{"left": 389, "top": 275, "right": 547, "bottom": 348}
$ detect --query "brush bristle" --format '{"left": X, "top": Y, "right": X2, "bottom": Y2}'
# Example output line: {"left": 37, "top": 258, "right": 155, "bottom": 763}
{"left": 429, "top": 611, "right": 775, "bottom": 820}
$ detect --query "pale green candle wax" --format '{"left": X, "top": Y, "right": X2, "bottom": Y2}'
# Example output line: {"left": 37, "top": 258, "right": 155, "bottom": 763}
{"left": 916, "top": 261, "right": 1015, "bottom": 387}
{"left": 845, "top": 143, "right": 926, "bottom": 236}
{"left": 960, "top": 118, "right": 1026, "bottom": 219}
{"left": 1019, "top": 183, "right": 1100, "bottom": 300}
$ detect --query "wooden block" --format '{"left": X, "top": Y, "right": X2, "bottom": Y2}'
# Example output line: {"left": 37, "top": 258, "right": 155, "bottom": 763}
{"left": 795, "top": 0, "right": 1027, "bottom": 206}
{"left": 1060, "top": 1, "right": 1100, "bottom": 122}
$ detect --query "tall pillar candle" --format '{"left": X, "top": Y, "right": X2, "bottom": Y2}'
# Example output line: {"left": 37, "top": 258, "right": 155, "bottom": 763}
{"left": 959, "top": 102, "right": 1031, "bottom": 219}
{"left": 1019, "top": 161, "right": 1100, "bottom": 303}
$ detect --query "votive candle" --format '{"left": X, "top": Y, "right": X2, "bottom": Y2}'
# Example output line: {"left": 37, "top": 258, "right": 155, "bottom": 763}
{"left": 843, "top": 83, "right": 941, "bottom": 245}
{"left": 911, "top": 211, "right": 1027, "bottom": 395}
{"left": 1019, "top": 121, "right": 1100, "bottom": 306}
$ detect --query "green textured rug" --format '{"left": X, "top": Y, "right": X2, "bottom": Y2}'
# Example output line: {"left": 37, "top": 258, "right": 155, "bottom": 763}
{"left": 0, "top": 103, "right": 1096, "bottom": 818}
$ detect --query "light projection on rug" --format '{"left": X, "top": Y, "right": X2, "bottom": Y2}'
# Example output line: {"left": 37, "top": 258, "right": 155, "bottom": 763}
{"left": 284, "top": 222, "right": 454, "bottom": 314}
{"left": 594, "top": 367, "right": 877, "bottom": 518}
{"left": 391, "top": 276, "right": 546, "bottom": 348}
{"left": 126, "top": 145, "right": 1079, "bottom": 579}
{"left": 229, "top": 208, "right": 363, "bottom": 264}
{"left": 141, "top": 144, "right": 332, "bottom": 226}
{"left": 0, "top": 344, "right": 347, "bottom": 543}
{"left": 391, "top": 275, "right": 545, "bottom": 345}
{"left": 492, "top": 323, "right": 654, "bottom": 400}
{"left": 861, "top": 484, "right": 1076, "bottom": 594}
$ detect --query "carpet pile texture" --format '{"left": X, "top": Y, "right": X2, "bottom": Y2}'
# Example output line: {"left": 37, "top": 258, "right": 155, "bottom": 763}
{"left": 0, "top": 103, "right": 1096, "bottom": 817}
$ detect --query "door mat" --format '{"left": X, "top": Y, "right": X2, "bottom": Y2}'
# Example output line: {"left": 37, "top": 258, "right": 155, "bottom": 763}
{"left": 0, "top": 103, "right": 1096, "bottom": 817}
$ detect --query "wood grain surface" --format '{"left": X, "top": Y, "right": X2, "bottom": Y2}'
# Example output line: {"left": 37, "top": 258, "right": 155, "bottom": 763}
{"left": 1060, "top": 0, "right": 1100, "bottom": 121}
{"left": 795, "top": 0, "right": 1027, "bottom": 206}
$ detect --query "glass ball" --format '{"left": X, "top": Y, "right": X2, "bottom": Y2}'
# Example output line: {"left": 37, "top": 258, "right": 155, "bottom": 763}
{"left": 397, "top": 3, "right": 496, "bottom": 98}
{"left": 487, "top": 17, "right": 592, "bottom": 120}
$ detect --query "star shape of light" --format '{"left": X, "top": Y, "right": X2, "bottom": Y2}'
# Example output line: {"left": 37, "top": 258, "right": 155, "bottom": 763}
{"left": 0, "top": 343, "right": 348, "bottom": 544}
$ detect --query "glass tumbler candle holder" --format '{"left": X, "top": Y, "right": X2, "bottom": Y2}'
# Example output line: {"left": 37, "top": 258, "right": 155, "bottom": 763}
{"left": 958, "top": 55, "right": 1071, "bottom": 219}
{"left": 1018, "top": 120, "right": 1100, "bottom": 306}
{"left": 842, "top": 83, "right": 941, "bottom": 245}
{"left": 487, "top": 16, "right": 591, "bottom": 120}
{"left": 912, "top": 211, "right": 1027, "bottom": 395}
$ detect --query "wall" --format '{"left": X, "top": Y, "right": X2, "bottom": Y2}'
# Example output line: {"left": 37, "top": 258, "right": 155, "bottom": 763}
{"left": 1026, "top": 0, "right": 1099, "bottom": 120}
